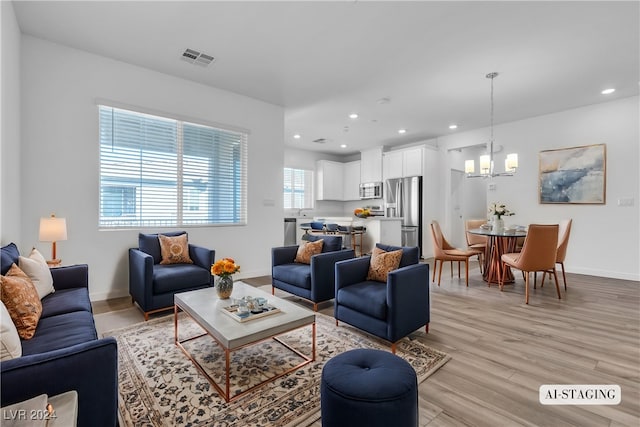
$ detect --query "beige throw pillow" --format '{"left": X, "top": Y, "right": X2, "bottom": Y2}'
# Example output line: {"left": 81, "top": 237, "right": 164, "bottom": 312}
{"left": 0, "top": 301, "right": 22, "bottom": 360}
{"left": 294, "top": 239, "right": 324, "bottom": 264}
{"left": 366, "top": 246, "right": 403, "bottom": 282}
{"left": 158, "top": 234, "right": 193, "bottom": 265}
{"left": 19, "top": 248, "right": 55, "bottom": 299}
{"left": 0, "top": 264, "right": 43, "bottom": 339}
{"left": 0, "top": 393, "right": 48, "bottom": 427}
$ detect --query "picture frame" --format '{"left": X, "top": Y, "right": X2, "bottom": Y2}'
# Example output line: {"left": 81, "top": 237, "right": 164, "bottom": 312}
{"left": 539, "top": 143, "right": 606, "bottom": 204}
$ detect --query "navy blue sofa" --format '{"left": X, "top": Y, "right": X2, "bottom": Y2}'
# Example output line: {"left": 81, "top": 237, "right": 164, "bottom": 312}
{"left": 129, "top": 231, "right": 215, "bottom": 320}
{"left": 272, "top": 235, "right": 355, "bottom": 311}
{"left": 1, "top": 243, "right": 118, "bottom": 427}
{"left": 335, "top": 244, "right": 430, "bottom": 353}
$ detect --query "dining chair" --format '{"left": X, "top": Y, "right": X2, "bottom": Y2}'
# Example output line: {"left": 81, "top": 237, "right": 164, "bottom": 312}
{"left": 465, "top": 219, "right": 488, "bottom": 273}
{"left": 430, "top": 220, "right": 481, "bottom": 287}
{"left": 500, "top": 224, "right": 561, "bottom": 304}
{"left": 541, "top": 218, "right": 573, "bottom": 290}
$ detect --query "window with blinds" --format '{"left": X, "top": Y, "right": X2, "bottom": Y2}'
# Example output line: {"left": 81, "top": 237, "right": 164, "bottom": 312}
{"left": 99, "top": 105, "right": 247, "bottom": 228}
{"left": 283, "top": 168, "right": 314, "bottom": 209}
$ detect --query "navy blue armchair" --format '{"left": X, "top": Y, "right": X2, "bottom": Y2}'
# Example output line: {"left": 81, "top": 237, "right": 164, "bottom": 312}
{"left": 129, "top": 231, "right": 215, "bottom": 320}
{"left": 272, "top": 235, "right": 355, "bottom": 311}
{"left": 335, "top": 244, "right": 430, "bottom": 353}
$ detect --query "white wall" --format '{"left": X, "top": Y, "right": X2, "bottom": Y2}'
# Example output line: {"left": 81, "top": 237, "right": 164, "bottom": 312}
{"left": 19, "top": 36, "right": 284, "bottom": 300}
{"left": 0, "top": 1, "right": 22, "bottom": 244}
{"left": 439, "top": 96, "right": 640, "bottom": 281}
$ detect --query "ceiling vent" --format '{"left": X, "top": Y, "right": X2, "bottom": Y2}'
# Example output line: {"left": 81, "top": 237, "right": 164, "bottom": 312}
{"left": 312, "top": 138, "right": 328, "bottom": 144}
{"left": 181, "top": 48, "right": 215, "bottom": 67}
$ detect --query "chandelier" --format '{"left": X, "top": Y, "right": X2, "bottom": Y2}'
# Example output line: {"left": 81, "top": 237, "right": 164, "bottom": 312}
{"left": 465, "top": 72, "right": 518, "bottom": 178}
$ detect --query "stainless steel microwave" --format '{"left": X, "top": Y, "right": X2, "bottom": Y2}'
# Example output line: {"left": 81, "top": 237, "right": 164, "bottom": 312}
{"left": 359, "top": 182, "right": 383, "bottom": 199}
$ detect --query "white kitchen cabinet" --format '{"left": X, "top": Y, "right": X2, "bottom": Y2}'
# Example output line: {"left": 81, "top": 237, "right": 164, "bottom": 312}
{"left": 360, "top": 147, "right": 383, "bottom": 183}
{"left": 383, "top": 147, "right": 424, "bottom": 180}
{"left": 316, "top": 160, "right": 344, "bottom": 200}
{"left": 343, "top": 160, "right": 361, "bottom": 201}
{"left": 382, "top": 151, "right": 403, "bottom": 180}
{"left": 403, "top": 147, "right": 423, "bottom": 177}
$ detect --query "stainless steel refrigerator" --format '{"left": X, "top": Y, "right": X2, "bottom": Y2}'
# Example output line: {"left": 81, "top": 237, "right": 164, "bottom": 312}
{"left": 385, "top": 176, "right": 423, "bottom": 256}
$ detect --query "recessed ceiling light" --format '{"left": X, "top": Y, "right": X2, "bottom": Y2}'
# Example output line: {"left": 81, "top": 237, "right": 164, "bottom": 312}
{"left": 449, "top": 124, "right": 458, "bottom": 130}
{"left": 293, "top": 134, "right": 301, "bottom": 139}
{"left": 398, "top": 129, "right": 407, "bottom": 134}
{"left": 349, "top": 113, "right": 359, "bottom": 119}
{"left": 340, "top": 144, "right": 347, "bottom": 148}
{"left": 601, "top": 88, "right": 615, "bottom": 95}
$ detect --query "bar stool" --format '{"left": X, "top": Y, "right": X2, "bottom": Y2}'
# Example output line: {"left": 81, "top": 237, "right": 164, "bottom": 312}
{"left": 351, "top": 226, "right": 365, "bottom": 257}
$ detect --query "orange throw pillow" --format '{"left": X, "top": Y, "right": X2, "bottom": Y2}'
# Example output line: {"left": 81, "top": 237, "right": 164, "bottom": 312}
{"left": 158, "top": 234, "right": 193, "bottom": 265}
{"left": 0, "top": 263, "right": 43, "bottom": 339}
{"left": 294, "top": 239, "right": 324, "bottom": 264}
{"left": 366, "top": 246, "right": 403, "bottom": 282}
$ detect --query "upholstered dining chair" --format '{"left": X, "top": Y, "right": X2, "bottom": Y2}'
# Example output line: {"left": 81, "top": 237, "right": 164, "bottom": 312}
{"left": 465, "top": 219, "right": 488, "bottom": 273}
{"left": 500, "top": 224, "right": 560, "bottom": 304}
{"left": 430, "top": 220, "right": 481, "bottom": 287}
{"left": 541, "top": 218, "right": 573, "bottom": 290}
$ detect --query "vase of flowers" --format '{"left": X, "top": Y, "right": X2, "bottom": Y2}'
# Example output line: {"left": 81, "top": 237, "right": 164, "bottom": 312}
{"left": 488, "top": 202, "right": 515, "bottom": 232}
{"left": 211, "top": 257, "right": 240, "bottom": 299}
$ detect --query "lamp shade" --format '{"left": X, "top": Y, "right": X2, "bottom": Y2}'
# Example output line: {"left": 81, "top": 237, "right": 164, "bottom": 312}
{"left": 505, "top": 153, "right": 518, "bottom": 171}
{"left": 464, "top": 160, "right": 475, "bottom": 174}
{"left": 39, "top": 215, "right": 67, "bottom": 242}
{"left": 479, "top": 155, "right": 491, "bottom": 173}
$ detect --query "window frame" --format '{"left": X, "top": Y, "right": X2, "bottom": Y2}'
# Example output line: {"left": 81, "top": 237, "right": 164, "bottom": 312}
{"left": 98, "top": 102, "right": 249, "bottom": 229}
{"left": 283, "top": 167, "right": 315, "bottom": 210}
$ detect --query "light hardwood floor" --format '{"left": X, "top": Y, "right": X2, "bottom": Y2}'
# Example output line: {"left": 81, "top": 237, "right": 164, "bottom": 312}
{"left": 95, "top": 262, "right": 640, "bottom": 426}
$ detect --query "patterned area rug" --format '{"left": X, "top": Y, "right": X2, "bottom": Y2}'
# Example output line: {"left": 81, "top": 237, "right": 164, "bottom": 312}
{"left": 106, "top": 312, "right": 449, "bottom": 427}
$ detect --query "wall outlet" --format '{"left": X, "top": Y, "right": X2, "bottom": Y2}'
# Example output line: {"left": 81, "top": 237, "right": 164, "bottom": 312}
{"left": 617, "top": 198, "right": 635, "bottom": 207}
{"left": 488, "top": 183, "right": 497, "bottom": 191}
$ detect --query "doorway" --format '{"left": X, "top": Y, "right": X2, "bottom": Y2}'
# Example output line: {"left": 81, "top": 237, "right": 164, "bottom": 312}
{"left": 450, "top": 169, "right": 465, "bottom": 247}
{"left": 450, "top": 168, "right": 487, "bottom": 248}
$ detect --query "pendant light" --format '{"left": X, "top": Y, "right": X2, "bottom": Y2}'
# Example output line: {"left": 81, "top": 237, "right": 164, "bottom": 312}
{"left": 466, "top": 72, "right": 518, "bottom": 178}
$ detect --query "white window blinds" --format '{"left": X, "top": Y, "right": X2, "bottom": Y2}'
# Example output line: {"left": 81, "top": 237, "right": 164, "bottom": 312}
{"left": 283, "top": 168, "right": 314, "bottom": 209}
{"left": 99, "top": 105, "right": 247, "bottom": 228}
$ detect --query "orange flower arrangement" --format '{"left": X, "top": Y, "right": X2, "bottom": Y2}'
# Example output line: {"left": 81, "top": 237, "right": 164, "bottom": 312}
{"left": 211, "top": 257, "right": 240, "bottom": 277}
{"left": 354, "top": 207, "right": 371, "bottom": 218}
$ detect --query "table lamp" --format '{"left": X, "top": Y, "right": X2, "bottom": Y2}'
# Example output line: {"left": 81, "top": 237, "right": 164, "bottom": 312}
{"left": 39, "top": 214, "right": 67, "bottom": 266}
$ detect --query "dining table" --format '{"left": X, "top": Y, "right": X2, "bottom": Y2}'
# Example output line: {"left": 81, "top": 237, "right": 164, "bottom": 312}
{"left": 468, "top": 227, "right": 527, "bottom": 286}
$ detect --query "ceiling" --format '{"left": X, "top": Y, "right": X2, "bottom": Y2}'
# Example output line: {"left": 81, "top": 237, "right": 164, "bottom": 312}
{"left": 12, "top": 1, "right": 639, "bottom": 155}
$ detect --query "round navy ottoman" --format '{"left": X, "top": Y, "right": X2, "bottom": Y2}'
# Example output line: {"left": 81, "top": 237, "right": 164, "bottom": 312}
{"left": 320, "top": 348, "right": 418, "bottom": 427}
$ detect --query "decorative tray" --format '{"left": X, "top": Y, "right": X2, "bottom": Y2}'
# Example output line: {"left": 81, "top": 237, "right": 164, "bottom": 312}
{"left": 221, "top": 304, "right": 281, "bottom": 323}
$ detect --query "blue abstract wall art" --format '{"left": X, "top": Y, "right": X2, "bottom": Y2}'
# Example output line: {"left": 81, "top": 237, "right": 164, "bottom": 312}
{"left": 539, "top": 144, "right": 606, "bottom": 204}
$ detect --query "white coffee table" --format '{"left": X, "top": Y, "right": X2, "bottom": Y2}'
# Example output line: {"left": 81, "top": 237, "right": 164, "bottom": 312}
{"left": 174, "top": 281, "right": 316, "bottom": 402}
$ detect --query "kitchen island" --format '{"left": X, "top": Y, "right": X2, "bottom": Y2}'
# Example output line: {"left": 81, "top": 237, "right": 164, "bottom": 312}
{"left": 311, "top": 216, "right": 401, "bottom": 255}
{"left": 292, "top": 216, "right": 402, "bottom": 256}
{"left": 352, "top": 217, "right": 402, "bottom": 255}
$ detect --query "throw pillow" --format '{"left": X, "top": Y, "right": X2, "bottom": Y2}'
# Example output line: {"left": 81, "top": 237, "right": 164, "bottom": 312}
{"left": 366, "top": 246, "right": 403, "bottom": 282}
{"left": 0, "top": 301, "right": 22, "bottom": 360}
{"left": 18, "top": 248, "right": 55, "bottom": 299}
{"left": 0, "top": 393, "right": 49, "bottom": 427}
{"left": 0, "top": 264, "right": 43, "bottom": 339}
{"left": 158, "top": 234, "right": 193, "bottom": 265}
{"left": 294, "top": 239, "right": 324, "bottom": 264}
